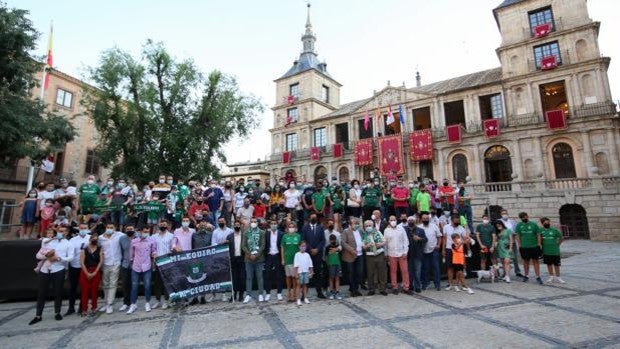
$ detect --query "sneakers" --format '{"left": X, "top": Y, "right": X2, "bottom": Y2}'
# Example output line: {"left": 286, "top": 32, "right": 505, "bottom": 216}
{"left": 546, "top": 276, "right": 554, "bottom": 283}
{"left": 296, "top": 299, "right": 302, "bottom": 306}
{"left": 336, "top": 291, "right": 343, "bottom": 300}
{"left": 465, "top": 287, "right": 475, "bottom": 295}
{"left": 445, "top": 285, "right": 453, "bottom": 291}
{"left": 454, "top": 286, "right": 461, "bottom": 292}
{"left": 99, "top": 305, "right": 107, "bottom": 312}
{"left": 151, "top": 302, "right": 160, "bottom": 309}
{"left": 126, "top": 304, "right": 137, "bottom": 314}
{"left": 243, "top": 295, "right": 252, "bottom": 304}
{"left": 555, "top": 277, "right": 566, "bottom": 284}
{"left": 503, "top": 276, "right": 511, "bottom": 283}
{"left": 536, "top": 277, "right": 543, "bottom": 285}
{"left": 118, "top": 304, "right": 128, "bottom": 312}
{"left": 466, "top": 250, "right": 472, "bottom": 258}
{"left": 161, "top": 300, "right": 168, "bottom": 309}
{"left": 265, "top": 294, "right": 271, "bottom": 302}
{"left": 222, "top": 293, "right": 228, "bottom": 302}
{"left": 328, "top": 291, "right": 335, "bottom": 300}
{"left": 105, "top": 305, "right": 113, "bottom": 314}
{"left": 258, "top": 294, "right": 264, "bottom": 302}
{"left": 145, "top": 303, "right": 151, "bottom": 312}
{"left": 522, "top": 276, "right": 529, "bottom": 283}
{"left": 276, "top": 293, "right": 283, "bottom": 301}
{"left": 304, "top": 297, "right": 310, "bottom": 304}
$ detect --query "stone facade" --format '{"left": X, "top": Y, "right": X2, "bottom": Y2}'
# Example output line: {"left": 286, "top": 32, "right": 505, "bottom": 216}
{"left": 221, "top": 161, "right": 270, "bottom": 184}
{"left": 267, "top": 0, "right": 620, "bottom": 240}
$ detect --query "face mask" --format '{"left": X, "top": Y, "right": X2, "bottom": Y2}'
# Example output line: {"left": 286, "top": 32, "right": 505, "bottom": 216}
{"left": 289, "top": 184, "right": 295, "bottom": 189}
{"left": 159, "top": 226, "right": 167, "bottom": 231}
{"left": 159, "top": 179, "right": 165, "bottom": 184}
{"left": 234, "top": 226, "right": 241, "bottom": 232}
{"left": 167, "top": 180, "right": 173, "bottom": 185}
{"left": 501, "top": 215, "right": 508, "bottom": 220}
{"left": 310, "top": 218, "right": 317, "bottom": 224}
{"left": 107, "top": 181, "right": 113, "bottom": 186}
{"left": 56, "top": 232, "right": 64, "bottom": 240}
{"left": 422, "top": 220, "right": 429, "bottom": 225}
{"left": 482, "top": 219, "right": 489, "bottom": 224}
{"left": 105, "top": 229, "right": 113, "bottom": 235}
{"left": 409, "top": 184, "right": 414, "bottom": 188}
{"left": 522, "top": 219, "right": 528, "bottom": 223}
{"left": 444, "top": 212, "right": 450, "bottom": 216}
{"left": 443, "top": 182, "right": 448, "bottom": 186}
{"left": 196, "top": 200, "right": 203, "bottom": 204}
{"left": 29, "top": 193, "right": 36, "bottom": 198}
{"left": 400, "top": 219, "right": 407, "bottom": 224}
{"left": 390, "top": 182, "right": 396, "bottom": 187}
{"left": 117, "top": 183, "right": 126, "bottom": 189}
{"left": 408, "top": 222, "right": 416, "bottom": 227}
{"left": 218, "top": 223, "right": 226, "bottom": 229}
{"left": 244, "top": 203, "right": 250, "bottom": 208}
{"left": 250, "top": 222, "right": 258, "bottom": 229}
{"left": 299, "top": 245, "right": 307, "bottom": 252}
{"left": 365, "top": 227, "right": 373, "bottom": 233}
{"left": 353, "top": 224, "right": 360, "bottom": 230}
{"left": 543, "top": 224, "right": 550, "bottom": 229}
{"left": 79, "top": 229, "right": 89, "bottom": 237}
{"left": 182, "top": 222, "right": 190, "bottom": 228}
{"left": 279, "top": 182, "right": 285, "bottom": 186}
{"left": 248, "top": 190, "right": 254, "bottom": 194}
{"left": 141, "top": 233, "right": 150, "bottom": 239}
{"left": 90, "top": 240, "right": 97, "bottom": 245}
{"left": 45, "top": 202, "right": 52, "bottom": 207}
{"left": 354, "top": 184, "right": 360, "bottom": 189}
{"left": 195, "top": 214, "right": 203, "bottom": 220}
{"left": 389, "top": 221, "right": 397, "bottom": 227}
{"left": 126, "top": 230, "right": 135, "bottom": 237}
{"left": 371, "top": 215, "right": 376, "bottom": 221}
{"left": 270, "top": 224, "right": 278, "bottom": 231}
{"left": 327, "top": 225, "right": 334, "bottom": 230}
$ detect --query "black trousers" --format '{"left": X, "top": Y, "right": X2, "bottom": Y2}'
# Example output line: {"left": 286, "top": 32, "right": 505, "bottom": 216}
{"left": 231, "top": 256, "right": 246, "bottom": 298}
{"left": 264, "top": 254, "right": 283, "bottom": 294}
{"left": 121, "top": 267, "right": 132, "bottom": 306}
{"left": 36, "top": 270, "right": 65, "bottom": 317}
{"left": 310, "top": 253, "right": 324, "bottom": 293}
{"left": 153, "top": 267, "right": 168, "bottom": 301}
{"left": 67, "top": 266, "right": 81, "bottom": 311}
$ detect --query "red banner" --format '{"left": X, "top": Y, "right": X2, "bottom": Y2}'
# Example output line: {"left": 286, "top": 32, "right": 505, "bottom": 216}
{"left": 287, "top": 95, "right": 295, "bottom": 105}
{"left": 534, "top": 23, "right": 551, "bottom": 38}
{"left": 484, "top": 119, "right": 501, "bottom": 139}
{"left": 409, "top": 129, "right": 433, "bottom": 161}
{"left": 282, "top": 151, "right": 291, "bottom": 164}
{"left": 546, "top": 109, "right": 567, "bottom": 130}
{"left": 446, "top": 124, "right": 462, "bottom": 143}
{"left": 354, "top": 139, "right": 373, "bottom": 166}
{"left": 311, "top": 147, "right": 320, "bottom": 161}
{"left": 378, "top": 135, "right": 404, "bottom": 176}
{"left": 541, "top": 56, "right": 557, "bottom": 70}
{"left": 333, "top": 143, "right": 343, "bottom": 158}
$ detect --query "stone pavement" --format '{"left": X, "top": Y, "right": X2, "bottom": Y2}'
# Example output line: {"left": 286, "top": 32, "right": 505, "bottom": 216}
{"left": 1, "top": 240, "right": 619, "bottom": 349}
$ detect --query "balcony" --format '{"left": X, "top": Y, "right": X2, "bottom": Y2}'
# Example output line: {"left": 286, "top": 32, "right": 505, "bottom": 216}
{"left": 508, "top": 113, "right": 542, "bottom": 127}
{"left": 472, "top": 177, "right": 619, "bottom": 193}
{"left": 571, "top": 101, "right": 617, "bottom": 119}
{"left": 0, "top": 166, "right": 74, "bottom": 186}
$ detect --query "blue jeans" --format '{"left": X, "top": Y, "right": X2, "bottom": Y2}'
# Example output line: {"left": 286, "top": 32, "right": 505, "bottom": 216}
{"left": 245, "top": 261, "right": 264, "bottom": 297}
{"left": 458, "top": 205, "right": 474, "bottom": 234}
{"left": 346, "top": 256, "right": 364, "bottom": 292}
{"left": 421, "top": 250, "right": 441, "bottom": 289}
{"left": 408, "top": 256, "right": 423, "bottom": 291}
{"left": 131, "top": 269, "right": 152, "bottom": 304}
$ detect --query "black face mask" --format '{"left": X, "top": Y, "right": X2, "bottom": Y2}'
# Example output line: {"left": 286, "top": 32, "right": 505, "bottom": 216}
{"left": 218, "top": 223, "right": 225, "bottom": 229}
{"left": 310, "top": 218, "right": 317, "bottom": 224}
{"left": 422, "top": 220, "right": 430, "bottom": 225}
{"left": 400, "top": 219, "right": 407, "bottom": 224}
{"left": 443, "top": 182, "right": 448, "bottom": 186}
{"left": 126, "top": 230, "right": 135, "bottom": 237}
{"left": 408, "top": 222, "right": 415, "bottom": 227}
{"left": 522, "top": 219, "right": 529, "bottom": 223}
{"left": 327, "top": 225, "right": 334, "bottom": 230}
{"left": 234, "top": 226, "right": 241, "bottom": 232}
{"left": 225, "top": 185, "right": 231, "bottom": 189}
{"left": 159, "top": 226, "right": 166, "bottom": 231}
{"left": 543, "top": 224, "right": 550, "bottom": 229}
{"left": 196, "top": 200, "right": 203, "bottom": 204}
{"left": 90, "top": 240, "right": 97, "bottom": 245}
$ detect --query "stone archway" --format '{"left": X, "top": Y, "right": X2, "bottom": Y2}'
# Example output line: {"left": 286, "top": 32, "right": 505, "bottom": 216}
{"left": 559, "top": 204, "right": 589, "bottom": 239}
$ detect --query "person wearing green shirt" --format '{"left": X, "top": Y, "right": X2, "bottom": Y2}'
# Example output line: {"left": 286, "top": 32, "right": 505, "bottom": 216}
{"left": 326, "top": 234, "right": 343, "bottom": 300}
{"left": 362, "top": 220, "right": 387, "bottom": 296}
{"left": 408, "top": 183, "right": 420, "bottom": 215}
{"left": 515, "top": 212, "right": 543, "bottom": 284}
{"left": 416, "top": 184, "right": 432, "bottom": 215}
{"left": 494, "top": 220, "right": 514, "bottom": 283}
{"left": 330, "top": 186, "right": 345, "bottom": 232}
{"left": 78, "top": 175, "right": 101, "bottom": 215}
{"left": 475, "top": 215, "right": 497, "bottom": 270}
{"left": 311, "top": 183, "right": 330, "bottom": 219}
{"left": 280, "top": 222, "right": 301, "bottom": 302}
{"left": 361, "top": 180, "right": 382, "bottom": 221}
{"left": 540, "top": 217, "right": 565, "bottom": 284}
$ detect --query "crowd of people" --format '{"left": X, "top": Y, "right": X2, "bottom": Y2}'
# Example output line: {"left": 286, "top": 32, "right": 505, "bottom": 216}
{"left": 23, "top": 173, "right": 566, "bottom": 325}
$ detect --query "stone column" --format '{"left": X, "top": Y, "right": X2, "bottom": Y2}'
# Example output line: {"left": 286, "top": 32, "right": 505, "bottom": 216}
{"left": 511, "top": 138, "right": 523, "bottom": 181}
{"left": 472, "top": 143, "right": 481, "bottom": 183}
{"left": 437, "top": 148, "right": 445, "bottom": 180}
{"left": 607, "top": 129, "right": 620, "bottom": 175}
{"left": 533, "top": 136, "right": 546, "bottom": 179}
{"left": 569, "top": 73, "right": 581, "bottom": 107}
{"left": 580, "top": 131, "right": 593, "bottom": 177}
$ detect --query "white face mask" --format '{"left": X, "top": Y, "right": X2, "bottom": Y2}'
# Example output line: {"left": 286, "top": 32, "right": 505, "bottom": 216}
{"left": 389, "top": 221, "right": 397, "bottom": 227}
{"left": 159, "top": 179, "right": 165, "bottom": 184}
{"left": 370, "top": 215, "right": 376, "bottom": 221}
{"left": 354, "top": 184, "right": 360, "bottom": 189}
{"left": 288, "top": 228, "right": 296, "bottom": 233}
{"left": 87, "top": 179, "right": 94, "bottom": 185}
{"left": 482, "top": 219, "right": 489, "bottom": 224}
{"left": 501, "top": 215, "right": 508, "bottom": 220}
{"left": 182, "top": 221, "right": 190, "bottom": 228}
{"left": 289, "top": 184, "right": 295, "bottom": 189}
{"left": 250, "top": 222, "right": 258, "bottom": 229}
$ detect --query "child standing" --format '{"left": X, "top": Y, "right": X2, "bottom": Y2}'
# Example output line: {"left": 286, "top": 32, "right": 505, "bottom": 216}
{"left": 20, "top": 189, "right": 39, "bottom": 239}
{"left": 540, "top": 217, "right": 565, "bottom": 284}
{"left": 280, "top": 222, "right": 301, "bottom": 302}
{"left": 40, "top": 199, "right": 56, "bottom": 235}
{"left": 451, "top": 233, "right": 474, "bottom": 294}
{"left": 326, "top": 234, "right": 343, "bottom": 300}
{"left": 293, "top": 241, "right": 313, "bottom": 306}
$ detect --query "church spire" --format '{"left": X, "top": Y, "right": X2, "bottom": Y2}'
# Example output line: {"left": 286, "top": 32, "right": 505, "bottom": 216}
{"left": 301, "top": 2, "right": 316, "bottom": 55}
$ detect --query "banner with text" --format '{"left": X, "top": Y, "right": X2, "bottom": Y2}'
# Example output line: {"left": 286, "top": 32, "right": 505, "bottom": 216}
{"left": 155, "top": 245, "right": 232, "bottom": 301}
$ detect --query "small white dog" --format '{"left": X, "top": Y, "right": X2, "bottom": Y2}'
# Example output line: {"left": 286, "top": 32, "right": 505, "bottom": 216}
{"left": 474, "top": 265, "right": 499, "bottom": 283}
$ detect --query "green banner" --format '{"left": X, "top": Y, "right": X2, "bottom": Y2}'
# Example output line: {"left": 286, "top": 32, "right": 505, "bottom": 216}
{"left": 133, "top": 203, "right": 165, "bottom": 213}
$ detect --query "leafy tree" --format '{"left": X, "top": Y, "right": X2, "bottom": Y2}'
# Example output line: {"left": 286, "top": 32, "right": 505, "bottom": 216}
{"left": 0, "top": 3, "right": 75, "bottom": 166}
{"left": 83, "top": 40, "right": 263, "bottom": 183}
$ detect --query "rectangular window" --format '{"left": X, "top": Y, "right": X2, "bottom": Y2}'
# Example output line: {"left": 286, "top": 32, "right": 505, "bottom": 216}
{"left": 85, "top": 149, "right": 100, "bottom": 175}
{"left": 287, "top": 107, "right": 299, "bottom": 124}
{"left": 533, "top": 41, "right": 562, "bottom": 69}
{"left": 55, "top": 89, "right": 73, "bottom": 108}
{"left": 335, "top": 122, "right": 349, "bottom": 148}
{"left": 0, "top": 199, "right": 15, "bottom": 227}
{"left": 412, "top": 107, "right": 432, "bottom": 130}
{"left": 321, "top": 85, "right": 329, "bottom": 103}
{"left": 289, "top": 83, "right": 299, "bottom": 98}
{"left": 479, "top": 93, "right": 504, "bottom": 120}
{"left": 528, "top": 6, "right": 555, "bottom": 35}
{"left": 357, "top": 119, "right": 373, "bottom": 140}
{"left": 313, "top": 127, "right": 327, "bottom": 147}
{"left": 285, "top": 133, "right": 298, "bottom": 151}
{"left": 444, "top": 100, "right": 465, "bottom": 126}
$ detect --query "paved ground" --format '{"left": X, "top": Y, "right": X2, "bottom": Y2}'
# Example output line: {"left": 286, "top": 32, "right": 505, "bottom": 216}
{"left": 1, "top": 240, "right": 619, "bottom": 349}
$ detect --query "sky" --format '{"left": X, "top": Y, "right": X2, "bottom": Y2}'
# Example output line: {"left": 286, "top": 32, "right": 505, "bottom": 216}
{"left": 10, "top": 0, "right": 619, "bottom": 167}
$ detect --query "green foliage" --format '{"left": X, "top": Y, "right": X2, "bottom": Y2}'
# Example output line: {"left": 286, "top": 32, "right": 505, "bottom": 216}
{"left": 0, "top": 3, "right": 75, "bottom": 165}
{"left": 83, "top": 40, "right": 263, "bottom": 183}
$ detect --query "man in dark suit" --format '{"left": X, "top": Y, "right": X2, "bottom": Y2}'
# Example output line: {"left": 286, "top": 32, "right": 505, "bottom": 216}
{"left": 264, "top": 219, "right": 284, "bottom": 301}
{"left": 227, "top": 221, "right": 246, "bottom": 302}
{"left": 371, "top": 209, "right": 389, "bottom": 233}
{"left": 301, "top": 213, "right": 326, "bottom": 299}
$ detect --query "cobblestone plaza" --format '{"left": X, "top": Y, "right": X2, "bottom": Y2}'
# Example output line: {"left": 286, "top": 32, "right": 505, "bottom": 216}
{"left": 1, "top": 240, "right": 618, "bottom": 348}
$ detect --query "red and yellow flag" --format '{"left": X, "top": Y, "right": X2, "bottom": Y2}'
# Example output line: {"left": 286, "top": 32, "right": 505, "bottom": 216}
{"left": 44, "top": 23, "right": 54, "bottom": 90}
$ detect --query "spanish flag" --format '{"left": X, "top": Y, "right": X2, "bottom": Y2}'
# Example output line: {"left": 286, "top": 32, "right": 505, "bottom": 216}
{"left": 43, "top": 23, "right": 53, "bottom": 90}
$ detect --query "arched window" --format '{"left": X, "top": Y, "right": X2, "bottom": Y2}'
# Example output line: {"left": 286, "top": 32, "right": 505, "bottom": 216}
{"left": 484, "top": 146, "right": 512, "bottom": 183}
{"left": 338, "top": 167, "right": 350, "bottom": 183}
{"left": 451, "top": 154, "right": 469, "bottom": 183}
{"left": 575, "top": 39, "right": 588, "bottom": 61}
{"left": 552, "top": 142, "right": 577, "bottom": 179}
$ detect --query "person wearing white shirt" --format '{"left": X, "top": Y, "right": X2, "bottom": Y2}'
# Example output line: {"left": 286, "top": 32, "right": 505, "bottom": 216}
{"left": 419, "top": 213, "right": 443, "bottom": 291}
{"left": 264, "top": 220, "right": 284, "bottom": 301}
{"left": 37, "top": 183, "right": 56, "bottom": 210}
{"left": 30, "top": 226, "right": 74, "bottom": 325}
{"left": 283, "top": 183, "right": 301, "bottom": 221}
{"left": 383, "top": 216, "right": 411, "bottom": 295}
{"left": 150, "top": 221, "right": 173, "bottom": 309}
{"left": 66, "top": 223, "right": 91, "bottom": 315}
{"left": 98, "top": 224, "right": 125, "bottom": 314}
{"left": 212, "top": 217, "right": 233, "bottom": 245}
{"left": 293, "top": 242, "right": 314, "bottom": 306}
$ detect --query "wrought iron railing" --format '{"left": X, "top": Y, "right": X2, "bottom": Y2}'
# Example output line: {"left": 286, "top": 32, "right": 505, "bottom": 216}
{"left": 571, "top": 101, "right": 617, "bottom": 119}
